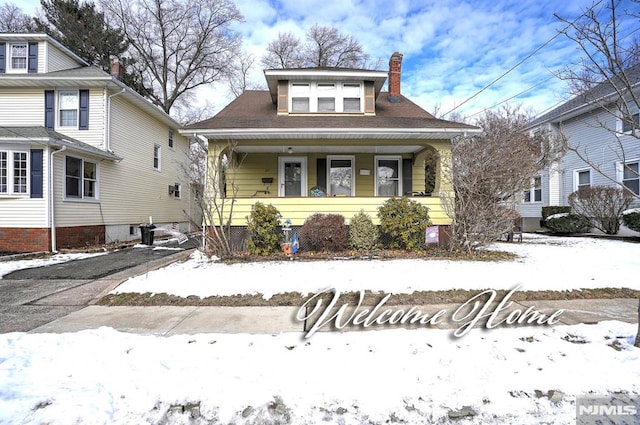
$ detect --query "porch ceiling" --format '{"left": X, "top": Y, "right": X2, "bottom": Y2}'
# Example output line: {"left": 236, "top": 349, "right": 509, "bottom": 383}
{"left": 234, "top": 144, "right": 425, "bottom": 154}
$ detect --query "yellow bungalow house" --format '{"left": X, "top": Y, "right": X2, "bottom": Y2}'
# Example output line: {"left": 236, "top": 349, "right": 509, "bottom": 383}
{"left": 182, "top": 52, "right": 477, "bottom": 236}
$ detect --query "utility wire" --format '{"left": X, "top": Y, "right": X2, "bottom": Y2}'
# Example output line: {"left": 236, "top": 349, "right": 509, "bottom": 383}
{"left": 441, "top": 0, "right": 604, "bottom": 117}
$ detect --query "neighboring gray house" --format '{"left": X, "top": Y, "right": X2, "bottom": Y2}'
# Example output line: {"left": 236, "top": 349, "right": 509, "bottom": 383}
{"left": 519, "top": 65, "right": 640, "bottom": 232}
{"left": 0, "top": 33, "right": 192, "bottom": 253}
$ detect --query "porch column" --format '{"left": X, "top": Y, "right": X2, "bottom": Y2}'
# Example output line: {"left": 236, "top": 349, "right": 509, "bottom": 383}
{"left": 432, "top": 144, "right": 453, "bottom": 198}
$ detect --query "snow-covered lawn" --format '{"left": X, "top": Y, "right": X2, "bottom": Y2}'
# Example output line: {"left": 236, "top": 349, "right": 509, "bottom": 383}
{"left": 0, "top": 234, "right": 639, "bottom": 424}
{"left": 114, "top": 233, "right": 640, "bottom": 299}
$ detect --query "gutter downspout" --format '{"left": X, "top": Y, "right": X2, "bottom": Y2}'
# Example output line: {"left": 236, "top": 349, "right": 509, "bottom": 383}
{"left": 49, "top": 146, "right": 67, "bottom": 253}
{"left": 106, "top": 88, "right": 126, "bottom": 152}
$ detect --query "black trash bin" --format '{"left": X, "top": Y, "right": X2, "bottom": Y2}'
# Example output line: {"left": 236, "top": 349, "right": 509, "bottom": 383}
{"left": 139, "top": 224, "right": 156, "bottom": 245}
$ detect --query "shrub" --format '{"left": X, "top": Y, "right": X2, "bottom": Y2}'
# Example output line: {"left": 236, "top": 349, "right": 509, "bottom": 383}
{"left": 544, "top": 213, "right": 591, "bottom": 234}
{"left": 246, "top": 202, "right": 281, "bottom": 255}
{"left": 568, "top": 186, "right": 633, "bottom": 235}
{"left": 378, "top": 197, "right": 431, "bottom": 250}
{"left": 349, "top": 210, "right": 379, "bottom": 251}
{"left": 622, "top": 208, "right": 640, "bottom": 232}
{"left": 541, "top": 206, "right": 571, "bottom": 223}
{"left": 299, "top": 213, "right": 349, "bottom": 251}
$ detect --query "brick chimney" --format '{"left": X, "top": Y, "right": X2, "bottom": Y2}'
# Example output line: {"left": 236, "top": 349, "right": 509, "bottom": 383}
{"left": 110, "top": 58, "right": 124, "bottom": 81}
{"left": 388, "top": 52, "right": 403, "bottom": 103}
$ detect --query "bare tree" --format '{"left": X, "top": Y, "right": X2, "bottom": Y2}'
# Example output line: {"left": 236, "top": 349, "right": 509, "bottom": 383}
{"left": 261, "top": 31, "right": 304, "bottom": 69}
{"left": 554, "top": 0, "right": 640, "bottom": 200}
{"left": 99, "top": 0, "right": 243, "bottom": 116}
{"left": 445, "top": 105, "right": 564, "bottom": 254}
{"left": 262, "top": 24, "right": 370, "bottom": 69}
{"left": 0, "top": 3, "right": 33, "bottom": 32}
{"left": 227, "top": 52, "right": 264, "bottom": 98}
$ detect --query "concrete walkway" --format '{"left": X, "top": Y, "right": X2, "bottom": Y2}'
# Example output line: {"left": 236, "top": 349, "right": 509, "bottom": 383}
{"left": 30, "top": 297, "right": 639, "bottom": 336}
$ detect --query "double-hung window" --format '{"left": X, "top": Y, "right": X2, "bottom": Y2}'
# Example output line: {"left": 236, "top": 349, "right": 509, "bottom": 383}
{"left": 153, "top": 145, "right": 161, "bottom": 170}
{"left": 317, "top": 83, "right": 336, "bottom": 112}
{"left": 0, "top": 150, "right": 28, "bottom": 195}
{"left": 65, "top": 156, "right": 98, "bottom": 200}
{"left": 622, "top": 161, "right": 639, "bottom": 195}
{"left": 524, "top": 176, "right": 542, "bottom": 203}
{"left": 575, "top": 169, "right": 591, "bottom": 191}
{"left": 342, "top": 83, "right": 361, "bottom": 112}
{"left": 9, "top": 43, "right": 27, "bottom": 71}
{"left": 168, "top": 130, "right": 174, "bottom": 148}
{"left": 59, "top": 91, "right": 78, "bottom": 127}
{"left": 291, "top": 83, "right": 310, "bottom": 112}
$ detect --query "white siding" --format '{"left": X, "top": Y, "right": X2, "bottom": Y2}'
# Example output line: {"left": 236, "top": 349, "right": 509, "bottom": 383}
{"left": 0, "top": 144, "right": 49, "bottom": 227}
{"left": 54, "top": 94, "right": 191, "bottom": 230}
{"left": 0, "top": 89, "right": 44, "bottom": 126}
{"left": 55, "top": 88, "right": 105, "bottom": 148}
{"left": 47, "top": 43, "right": 83, "bottom": 72}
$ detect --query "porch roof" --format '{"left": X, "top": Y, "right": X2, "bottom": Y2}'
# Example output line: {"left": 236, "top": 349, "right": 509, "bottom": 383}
{"left": 0, "top": 126, "right": 121, "bottom": 161}
{"left": 182, "top": 90, "right": 479, "bottom": 140}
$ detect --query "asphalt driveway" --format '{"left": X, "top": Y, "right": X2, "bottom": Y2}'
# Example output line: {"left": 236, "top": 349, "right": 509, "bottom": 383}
{"left": 0, "top": 239, "right": 197, "bottom": 333}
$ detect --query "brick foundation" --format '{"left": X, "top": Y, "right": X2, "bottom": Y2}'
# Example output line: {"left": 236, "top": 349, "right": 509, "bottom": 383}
{"left": 0, "top": 225, "right": 106, "bottom": 253}
{"left": 0, "top": 228, "right": 51, "bottom": 253}
{"left": 56, "top": 225, "right": 106, "bottom": 249}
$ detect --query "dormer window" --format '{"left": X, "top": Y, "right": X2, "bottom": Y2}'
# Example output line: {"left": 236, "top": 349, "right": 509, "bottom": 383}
{"left": 288, "top": 81, "right": 362, "bottom": 113}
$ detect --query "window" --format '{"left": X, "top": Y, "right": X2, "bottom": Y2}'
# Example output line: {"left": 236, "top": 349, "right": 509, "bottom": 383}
{"left": 288, "top": 82, "right": 363, "bottom": 113}
{"left": 342, "top": 83, "right": 361, "bottom": 112}
{"left": 168, "top": 130, "right": 174, "bottom": 148}
{"left": 375, "top": 156, "right": 402, "bottom": 196}
{"left": 173, "top": 183, "right": 181, "bottom": 199}
{"left": 65, "top": 156, "right": 97, "bottom": 200}
{"left": 524, "top": 176, "right": 542, "bottom": 203}
{"left": 622, "top": 161, "right": 639, "bottom": 195}
{"left": 59, "top": 91, "right": 78, "bottom": 127}
{"left": 622, "top": 113, "right": 639, "bottom": 133}
{"left": 0, "top": 150, "right": 28, "bottom": 195}
{"left": 9, "top": 43, "right": 27, "bottom": 71}
{"left": 291, "top": 83, "right": 310, "bottom": 113}
{"left": 575, "top": 169, "right": 591, "bottom": 191}
{"left": 327, "top": 156, "right": 354, "bottom": 196}
{"left": 153, "top": 145, "right": 161, "bottom": 170}
{"left": 317, "top": 83, "right": 336, "bottom": 112}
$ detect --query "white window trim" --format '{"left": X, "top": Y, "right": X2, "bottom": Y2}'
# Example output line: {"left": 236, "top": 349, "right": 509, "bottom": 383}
{"left": 327, "top": 155, "right": 356, "bottom": 196}
{"left": 0, "top": 148, "right": 29, "bottom": 197}
{"left": 278, "top": 156, "right": 307, "bottom": 197}
{"left": 524, "top": 175, "right": 542, "bottom": 203}
{"left": 616, "top": 158, "right": 640, "bottom": 194}
{"left": 168, "top": 130, "right": 175, "bottom": 149}
{"left": 374, "top": 155, "right": 403, "bottom": 197}
{"left": 7, "top": 42, "right": 27, "bottom": 73}
{"left": 57, "top": 89, "right": 79, "bottom": 128}
{"left": 153, "top": 144, "right": 161, "bottom": 171}
{"left": 288, "top": 81, "right": 363, "bottom": 113}
{"left": 573, "top": 168, "right": 592, "bottom": 192}
{"left": 63, "top": 155, "right": 99, "bottom": 202}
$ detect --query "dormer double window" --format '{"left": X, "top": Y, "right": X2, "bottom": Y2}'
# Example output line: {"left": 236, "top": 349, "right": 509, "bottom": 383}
{"left": 289, "top": 82, "right": 362, "bottom": 113}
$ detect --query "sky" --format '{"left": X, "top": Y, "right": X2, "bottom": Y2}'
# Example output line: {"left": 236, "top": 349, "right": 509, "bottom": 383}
{"left": 13, "top": 0, "right": 639, "bottom": 120}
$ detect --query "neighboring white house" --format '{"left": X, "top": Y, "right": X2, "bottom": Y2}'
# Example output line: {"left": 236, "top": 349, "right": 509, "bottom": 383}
{"left": 0, "top": 33, "right": 192, "bottom": 253}
{"left": 519, "top": 66, "right": 640, "bottom": 232}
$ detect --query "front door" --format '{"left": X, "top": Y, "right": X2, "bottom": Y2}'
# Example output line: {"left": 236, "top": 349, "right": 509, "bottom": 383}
{"left": 278, "top": 156, "right": 307, "bottom": 197}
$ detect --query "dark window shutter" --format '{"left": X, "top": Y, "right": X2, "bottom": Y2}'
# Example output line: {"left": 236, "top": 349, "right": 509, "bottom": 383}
{"left": 316, "top": 158, "right": 327, "bottom": 190}
{"left": 28, "top": 42, "right": 38, "bottom": 73}
{"left": 44, "top": 90, "right": 54, "bottom": 128}
{"left": 0, "top": 43, "right": 5, "bottom": 74}
{"left": 402, "top": 158, "right": 412, "bottom": 195}
{"left": 30, "top": 149, "right": 44, "bottom": 198}
{"left": 79, "top": 89, "right": 89, "bottom": 130}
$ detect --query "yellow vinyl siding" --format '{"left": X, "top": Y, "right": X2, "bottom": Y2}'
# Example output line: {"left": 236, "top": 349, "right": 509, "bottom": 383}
{"left": 47, "top": 43, "right": 83, "bottom": 72}
{"left": 0, "top": 89, "right": 43, "bottom": 126}
{"left": 209, "top": 196, "right": 450, "bottom": 226}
